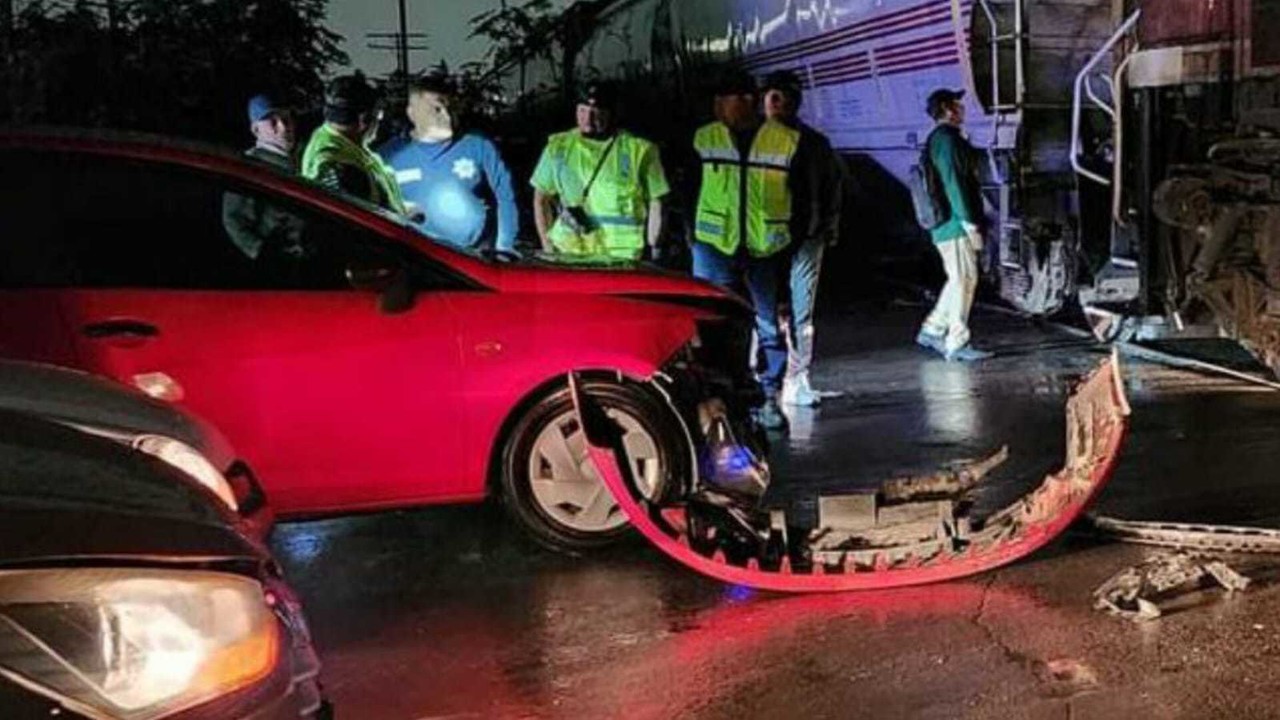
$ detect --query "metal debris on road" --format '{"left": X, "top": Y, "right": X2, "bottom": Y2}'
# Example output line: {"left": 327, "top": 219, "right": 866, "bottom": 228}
{"left": 1093, "top": 552, "right": 1251, "bottom": 621}
{"left": 1087, "top": 516, "right": 1280, "bottom": 554}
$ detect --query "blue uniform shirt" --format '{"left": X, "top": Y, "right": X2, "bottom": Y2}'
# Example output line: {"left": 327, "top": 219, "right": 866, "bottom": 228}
{"left": 378, "top": 132, "right": 518, "bottom": 251}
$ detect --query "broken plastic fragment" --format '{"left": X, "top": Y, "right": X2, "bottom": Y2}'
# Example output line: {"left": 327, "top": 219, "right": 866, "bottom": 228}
{"left": 1092, "top": 551, "right": 1251, "bottom": 621}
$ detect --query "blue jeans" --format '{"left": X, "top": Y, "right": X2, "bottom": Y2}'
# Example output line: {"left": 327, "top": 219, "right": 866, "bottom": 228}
{"left": 786, "top": 236, "right": 825, "bottom": 379}
{"left": 691, "top": 242, "right": 786, "bottom": 396}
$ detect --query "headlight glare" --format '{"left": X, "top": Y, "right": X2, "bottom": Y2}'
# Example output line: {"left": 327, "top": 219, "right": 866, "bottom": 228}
{"left": 133, "top": 436, "right": 238, "bottom": 511}
{"left": 0, "top": 569, "right": 280, "bottom": 719}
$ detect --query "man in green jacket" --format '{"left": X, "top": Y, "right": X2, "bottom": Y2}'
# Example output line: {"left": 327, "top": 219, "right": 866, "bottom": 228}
{"left": 301, "top": 73, "right": 408, "bottom": 217}
{"left": 916, "top": 89, "right": 993, "bottom": 362}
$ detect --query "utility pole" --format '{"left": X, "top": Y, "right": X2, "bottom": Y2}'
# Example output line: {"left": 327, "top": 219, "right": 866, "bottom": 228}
{"left": 366, "top": 0, "right": 427, "bottom": 96}
{"left": 397, "top": 0, "right": 408, "bottom": 88}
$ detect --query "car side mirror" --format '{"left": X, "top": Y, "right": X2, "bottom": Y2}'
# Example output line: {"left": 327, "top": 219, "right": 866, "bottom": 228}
{"left": 345, "top": 259, "right": 415, "bottom": 315}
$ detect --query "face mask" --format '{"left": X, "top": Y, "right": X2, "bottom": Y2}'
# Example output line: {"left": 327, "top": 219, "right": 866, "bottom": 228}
{"left": 418, "top": 122, "right": 453, "bottom": 141}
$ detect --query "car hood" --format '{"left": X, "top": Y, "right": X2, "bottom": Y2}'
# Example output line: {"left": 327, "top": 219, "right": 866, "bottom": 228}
{"left": 0, "top": 411, "right": 261, "bottom": 568}
{"left": 0, "top": 360, "right": 236, "bottom": 467}
{"left": 493, "top": 260, "right": 729, "bottom": 298}
{"left": 490, "top": 261, "right": 751, "bottom": 319}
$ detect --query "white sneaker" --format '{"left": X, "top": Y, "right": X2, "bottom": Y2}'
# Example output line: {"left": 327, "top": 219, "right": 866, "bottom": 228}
{"left": 781, "top": 373, "right": 820, "bottom": 407}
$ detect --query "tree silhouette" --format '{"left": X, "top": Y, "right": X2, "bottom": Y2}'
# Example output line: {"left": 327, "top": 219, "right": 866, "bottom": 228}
{"left": 469, "top": 0, "right": 626, "bottom": 107}
{"left": 1, "top": 0, "right": 347, "bottom": 142}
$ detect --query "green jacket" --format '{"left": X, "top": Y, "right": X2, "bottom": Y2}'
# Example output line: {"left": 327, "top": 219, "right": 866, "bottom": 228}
{"left": 927, "top": 124, "right": 983, "bottom": 244}
{"left": 301, "top": 123, "right": 407, "bottom": 215}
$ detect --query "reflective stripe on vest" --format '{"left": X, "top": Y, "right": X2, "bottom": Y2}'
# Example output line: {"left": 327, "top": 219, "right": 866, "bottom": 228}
{"left": 301, "top": 124, "right": 407, "bottom": 215}
{"left": 693, "top": 120, "right": 799, "bottom": 258}
{"left": 545, "top": 130, "right": 650, "bottom": 259}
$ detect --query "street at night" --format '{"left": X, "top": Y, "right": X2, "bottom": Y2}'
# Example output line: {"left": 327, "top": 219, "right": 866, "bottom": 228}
{"left": 276, "top": 299, "right": 1280, "bottom": 719}
{"left": 2, "top": 0, "right": 1279, "bottom": 718}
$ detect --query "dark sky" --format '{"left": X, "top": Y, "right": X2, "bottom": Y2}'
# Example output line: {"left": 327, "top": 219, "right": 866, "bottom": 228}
{"left": 327, "top": 0, "right": 567, "bottom": 76}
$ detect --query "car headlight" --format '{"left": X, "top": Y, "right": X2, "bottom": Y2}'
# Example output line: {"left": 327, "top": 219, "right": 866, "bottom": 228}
{"left": 0, "top": 568, "right": 281, "bottom": 719}
{"left": 133, "top": 436, "right": 238, "bottom": 512}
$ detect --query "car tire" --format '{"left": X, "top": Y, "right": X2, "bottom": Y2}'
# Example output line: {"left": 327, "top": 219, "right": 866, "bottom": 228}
{"left": 499, "top": 378, "right": 691, "bottom": 554}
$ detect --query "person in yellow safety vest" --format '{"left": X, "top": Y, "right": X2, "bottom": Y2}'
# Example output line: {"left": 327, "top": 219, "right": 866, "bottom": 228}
{"left": 531, "top": 81, "right": 670, "bottom": 262}
{"left": 690, "top": 69, "right": 819, "bottom": 433}
{"left": 302, "top": 73, "right": 409, "bottom": 217}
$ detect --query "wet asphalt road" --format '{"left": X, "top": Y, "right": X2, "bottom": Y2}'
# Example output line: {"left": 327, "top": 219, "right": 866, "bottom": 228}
{"left": 273, "top": 298, "right": 1280, "bottom": 719}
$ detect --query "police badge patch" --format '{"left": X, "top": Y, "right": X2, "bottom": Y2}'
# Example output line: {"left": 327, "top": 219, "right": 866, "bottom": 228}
{"left": 452, "top": 157, "right": 478, "bottom": 181}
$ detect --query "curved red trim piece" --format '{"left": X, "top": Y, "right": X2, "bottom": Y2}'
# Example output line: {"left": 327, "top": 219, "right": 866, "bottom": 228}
{"left": 576, "top": 354, "right": 1130, "bottom": 593}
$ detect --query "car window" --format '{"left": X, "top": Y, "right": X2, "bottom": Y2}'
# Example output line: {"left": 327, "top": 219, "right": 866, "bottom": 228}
{"left": 0, "top": 149, "right": 472, "bottom": 292}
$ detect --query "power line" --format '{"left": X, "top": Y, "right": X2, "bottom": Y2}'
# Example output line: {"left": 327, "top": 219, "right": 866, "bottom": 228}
{"left": 363, "top": 0, "right": 428, "bottom": 92}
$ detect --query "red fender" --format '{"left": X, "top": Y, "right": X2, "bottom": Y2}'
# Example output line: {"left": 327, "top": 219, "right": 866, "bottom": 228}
{"left": 573, "top": 353, "right": 1131, "bottom": 592}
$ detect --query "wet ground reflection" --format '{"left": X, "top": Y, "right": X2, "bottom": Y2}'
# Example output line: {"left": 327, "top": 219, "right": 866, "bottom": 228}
{"left": 274, "top": 303, "right": 1280, "bottom": 719}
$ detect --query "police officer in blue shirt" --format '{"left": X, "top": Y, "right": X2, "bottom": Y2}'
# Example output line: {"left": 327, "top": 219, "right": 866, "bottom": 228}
{"left": 379, "top": 75, "right": 519, "bottom": 253}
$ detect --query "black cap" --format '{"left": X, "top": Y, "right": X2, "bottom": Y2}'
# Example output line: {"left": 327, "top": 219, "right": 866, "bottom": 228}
{"left": 325, "top": 73, "right": 379, "bottom": 124}
{"left": 761, "top": 70, "right": 803, "bottom": 101}
{"left": 576, "top": 80, "right": 620, "bottom": 110}
{"left": 926, "top": 88, "right": 965, "bottom": 119}
{"left": 712, "top": 68, "right": 757, "bottom": 97}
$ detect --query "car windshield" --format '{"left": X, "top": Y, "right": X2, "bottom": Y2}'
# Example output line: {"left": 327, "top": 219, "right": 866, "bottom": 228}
{"left": 277, "top": 161, "right": 654, "bottom": 270}
{"left": 293, "top": 173, "right": 496, "bottom": 259}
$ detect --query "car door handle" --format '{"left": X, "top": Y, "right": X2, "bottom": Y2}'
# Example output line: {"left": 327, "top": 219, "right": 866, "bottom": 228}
{"left": 82, "top": 320, "right": 160, "bottom": 340}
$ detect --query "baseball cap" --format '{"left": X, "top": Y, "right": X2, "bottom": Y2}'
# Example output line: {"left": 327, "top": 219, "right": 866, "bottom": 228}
{"left": 576, "top": 80, "right": 620, "bottom": 110}
{"left": 761, "top": 70, "right": 803, "bottom": 99}
{"left": 926, "top": 88, "right": 965, "bottom": 119}
{"left": 712, "top": 68, "right": 757, "bottom": 97}
{"left": 325, "top": 74, "right": 379, "bottom": 118}
{"left": 247, "top": 93, "right": 288, "bottom": 123}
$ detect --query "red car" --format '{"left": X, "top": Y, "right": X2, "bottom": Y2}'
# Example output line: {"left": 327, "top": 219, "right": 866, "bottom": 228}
{"left": 0, "top": 129, "right": 759, "bottom": 551}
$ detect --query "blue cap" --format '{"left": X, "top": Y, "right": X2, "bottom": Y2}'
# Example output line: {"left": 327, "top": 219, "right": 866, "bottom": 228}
{"left": 247, "top": 94, "right": 286, "bottom": 123}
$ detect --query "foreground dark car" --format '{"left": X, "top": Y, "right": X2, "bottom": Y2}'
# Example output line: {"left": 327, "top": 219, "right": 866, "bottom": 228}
{"left": 0, "top": 410, "right": 325, "bottom": 719}
{"left": 0, "top": 359, "right": 274, "bottom": 538}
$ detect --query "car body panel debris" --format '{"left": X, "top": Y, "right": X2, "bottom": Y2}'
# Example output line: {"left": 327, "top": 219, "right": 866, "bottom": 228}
{"left": 572, "top": 353, "right": 1131, "bottom": 592}
{"left": 1093, "top": 552, "right": 1251, "bottom": 621}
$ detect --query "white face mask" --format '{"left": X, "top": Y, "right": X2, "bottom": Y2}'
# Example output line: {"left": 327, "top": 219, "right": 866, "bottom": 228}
{"left": 417, "top": 124, "right": 453, "bottom": 142}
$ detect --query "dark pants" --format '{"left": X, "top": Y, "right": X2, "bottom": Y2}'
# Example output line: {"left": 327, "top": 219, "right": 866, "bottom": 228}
{"left": 691, "top": 242, "right": 786, "bottom": 396}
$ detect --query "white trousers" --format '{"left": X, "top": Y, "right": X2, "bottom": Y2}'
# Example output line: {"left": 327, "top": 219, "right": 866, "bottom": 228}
{"left": 922, "top": 236, "right": 979, "bottom": 353}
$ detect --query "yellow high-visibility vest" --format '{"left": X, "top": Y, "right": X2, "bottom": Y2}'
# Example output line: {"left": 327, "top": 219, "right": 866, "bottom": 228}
{"left": 301, "top": 123, "right": 407, "bottom": 215}
{"left": 693, "top": 120, "right": 799, "bottom": 257}
{"left": 542, "top": 130, "right": 654, "bottom": 260}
